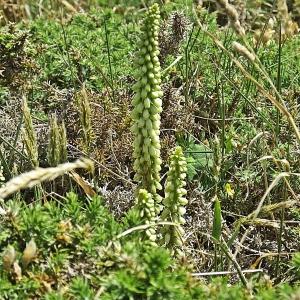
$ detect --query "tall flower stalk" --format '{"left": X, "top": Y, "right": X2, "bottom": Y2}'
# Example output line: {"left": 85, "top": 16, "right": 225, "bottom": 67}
{"left": 131, "top": 3, "right": 163, "bottom": 214}
{"left": 161, "top": 146, "right": 188, "bottom": 255}
{"left": 135, "top": 189, "right": 157, "bottom": 244}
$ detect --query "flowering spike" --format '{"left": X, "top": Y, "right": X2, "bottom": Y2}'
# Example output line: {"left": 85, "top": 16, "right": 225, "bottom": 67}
{"left": 22, "top": 97, "right": 39, "bottom": 168}
{"left": 136, "top": 189, "right": 157, "bottom": 244}
{"left": 131, "top": 3, "right": 163, "bottom": 214}
{"left": 47, "top": 115, "right": 67, "bottom": 166}
{"left": 160, "top": 146, "right": 188, "bottom": 255}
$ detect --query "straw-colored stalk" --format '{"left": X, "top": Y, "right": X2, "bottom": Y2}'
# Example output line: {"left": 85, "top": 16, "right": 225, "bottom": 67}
{"left": 0, "top": 158, "right": 93, "bottom": 200}
{"left": 232, "top": 41, "right": 255, "bottom": 62}
{"left": 216, "top": 0, "right": 245, "bottom": 36}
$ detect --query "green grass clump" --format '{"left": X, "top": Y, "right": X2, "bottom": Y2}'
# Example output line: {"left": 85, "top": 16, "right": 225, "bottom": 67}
{"left": 1, "top": 192, "right": 299, "bottom": 299}
{"left": 28, "top": 10, "right": 137, "bottom": 93}
{"left": 0, "top": 193, "right": 197, "bottom": 299}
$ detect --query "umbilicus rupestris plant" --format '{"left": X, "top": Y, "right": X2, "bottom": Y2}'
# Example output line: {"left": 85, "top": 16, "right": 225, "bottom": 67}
{"left": 160, "top": 146, "right": 188, "bottom": 255}
{"left": 135, "top": 189, "right": 157, "bottom": 245}
{"left": 131, "top": 3, "right": 163, "bottom": 215}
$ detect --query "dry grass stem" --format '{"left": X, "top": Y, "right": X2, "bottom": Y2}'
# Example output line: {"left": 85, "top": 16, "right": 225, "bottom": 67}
{"left": 0, "top": 158, "right": 94, "bottom": 199}
{"left": 192, "top": 269, "right": 263, "bottom": 277}
{"left": 232, "top": 42, "right": 255, "bottom": 62}
{"left": 216, "top": 0, "right": 245, "bottom": 35}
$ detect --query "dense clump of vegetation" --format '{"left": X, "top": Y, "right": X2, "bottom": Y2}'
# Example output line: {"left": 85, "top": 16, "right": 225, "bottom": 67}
{"left": 1, "top": 0, "right": 300, "bottom": 298}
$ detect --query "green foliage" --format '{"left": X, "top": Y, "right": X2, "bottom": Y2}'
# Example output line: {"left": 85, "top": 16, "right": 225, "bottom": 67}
{"left": 292, "top": 252, "right": 300, "bottom": 280}
{"left": 0, "top": 193, "right": 197, "bottom": 299}
{"left": 69, "top": 277, "right": 95, "bottom": 299}
{"left": 1, "top": 191, "right": 298, "bottom": 299}
{"left": 1, "top": 1, "right": 300, "bottom": 299}
{"left": 28, "top": 10, "right": 136, "bottom": 93}
{"left": 99, "top": 243, "right": 201, "bottom": 300}
{"left": 0, "top": 25, "right": 32, "bottom": 88}
{"left": 0, "top": 169, "right": 298, "bottom": 299}
{"left": 212, "top": 197, "right": 222, "bottom": 241}
{"left": 182, "top": 140, "right": 213, "bottom": 181}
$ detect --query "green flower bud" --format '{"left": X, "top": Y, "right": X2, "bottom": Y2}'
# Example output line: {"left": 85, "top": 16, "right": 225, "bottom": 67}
{"left": 178, "top": 207, "right": 186, "bottom": 215}
{"left": 136, "top": 103, "right": 144, "bottom": 113}
{"left": 141, "top": 89, "right": 148, "bottom": 98}
{"left": 151, "top": 91, "right": 160, "bottom": 98}
{"left": 144, "top": 98, "right": 151, "bottom": 108}
{"left": 143, "top": 109, "right": 150, "bottom": 119}
{"left": 145, "top": 119, "right": 153, "bottom": 130}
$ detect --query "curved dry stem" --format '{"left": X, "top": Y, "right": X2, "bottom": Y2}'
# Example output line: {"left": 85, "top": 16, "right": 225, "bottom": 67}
{"left": 0, "top": 158, "right": 94, "bottom": 200}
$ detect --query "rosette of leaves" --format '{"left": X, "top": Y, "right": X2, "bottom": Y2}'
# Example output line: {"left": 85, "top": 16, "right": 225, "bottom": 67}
{"left": 131, "top": 3, "right": 163, "bottom": 214}
{"left": 135, "top": 189, "right": 157, "bottom": 244}
{"left": 160, "top": 146, "right": 188, "bottom": 255}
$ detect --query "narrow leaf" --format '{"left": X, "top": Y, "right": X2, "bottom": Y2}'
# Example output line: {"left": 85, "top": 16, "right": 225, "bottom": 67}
{"left": 212, "top": 196, "right": 222, "bottom": 241}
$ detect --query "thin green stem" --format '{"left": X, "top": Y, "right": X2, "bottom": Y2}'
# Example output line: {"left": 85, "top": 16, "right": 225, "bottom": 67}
{"left": 104, "top": 15, "right": 115, "bottom": 102}
{"left": 275, "top": 21, "right": 283, "bottom": 140}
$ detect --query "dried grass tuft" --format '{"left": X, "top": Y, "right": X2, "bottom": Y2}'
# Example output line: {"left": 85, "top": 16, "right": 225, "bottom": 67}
{"left": 22, "top": 97, "right": 39, "bottom": 168}
{"left": 47, "top": 115, "right": 67, "bottom": 166}
{"left": 159, "top": 11, "right": 190, "bottom": 64}
{"left": 76, "top": 86, "right": 94, "bottom": 154}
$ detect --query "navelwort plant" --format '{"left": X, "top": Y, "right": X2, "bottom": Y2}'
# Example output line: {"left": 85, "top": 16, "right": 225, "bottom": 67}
{"left": 131, "top": 3, "right": 163, "bottom": 215}
{"left": 160, "top": 146, "right": 188, "bottom": 255}
{"left": 135, "top": 189, "right": 157, "bottom": 244}
{"left": 131, "top": 5, "right": 190, "bottom": 255}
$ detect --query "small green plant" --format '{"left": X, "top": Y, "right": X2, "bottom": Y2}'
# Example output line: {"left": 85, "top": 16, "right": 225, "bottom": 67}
{"left": 292, "top": 252, "right": 300, "bottom": 280}
{"left": 131, "top": 3, "right": 163, "bottom": 214}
